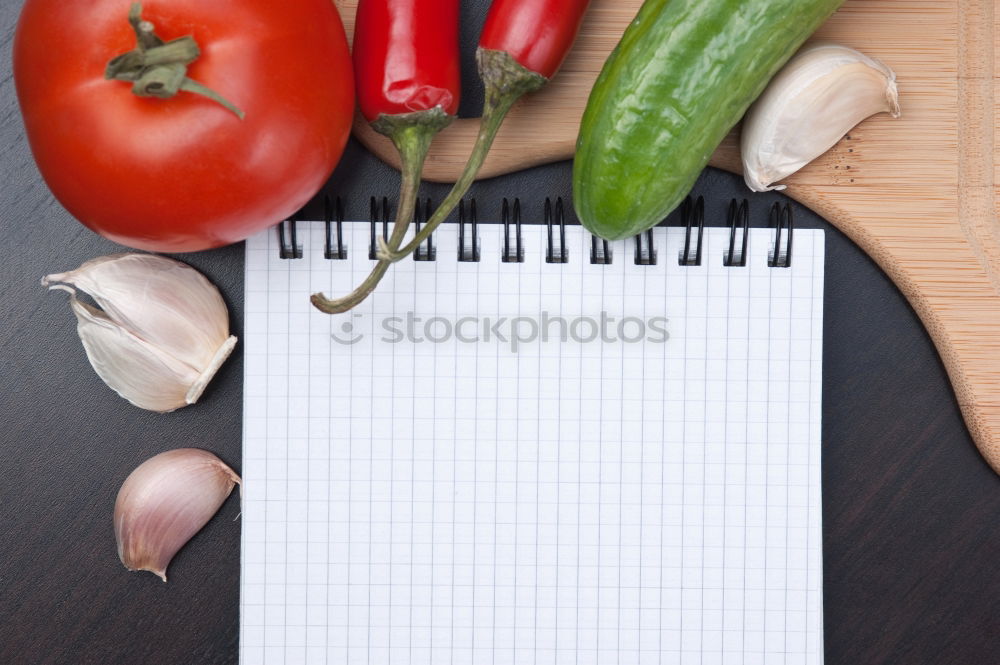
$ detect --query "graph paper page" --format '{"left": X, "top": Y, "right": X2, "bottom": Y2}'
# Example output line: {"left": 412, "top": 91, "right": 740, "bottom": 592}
{"left": 241, "top": 220, "right": 825, "bottom": 664}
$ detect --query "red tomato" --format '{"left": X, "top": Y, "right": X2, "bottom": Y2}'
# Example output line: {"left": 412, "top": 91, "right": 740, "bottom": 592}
{"left": 13, "top": 0, "right": 354, "bottom": 252}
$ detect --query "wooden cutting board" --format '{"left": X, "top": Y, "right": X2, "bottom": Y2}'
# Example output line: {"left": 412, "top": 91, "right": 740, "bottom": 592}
{"left": 335, "top": 0, "right": 1000, "bottom": 474}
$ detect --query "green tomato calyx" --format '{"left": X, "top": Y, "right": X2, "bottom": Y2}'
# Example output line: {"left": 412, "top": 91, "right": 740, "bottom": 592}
{"left": 105, "top": 3, "right": 245, "bottom": 120}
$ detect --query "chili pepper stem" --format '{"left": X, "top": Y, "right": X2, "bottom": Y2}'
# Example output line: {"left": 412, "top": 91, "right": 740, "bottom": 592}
{"left": 310, "top": 109, "right": 452, "bottom": 314}
{"left": 377, "top": 49, "right": 546, "bottom": 263}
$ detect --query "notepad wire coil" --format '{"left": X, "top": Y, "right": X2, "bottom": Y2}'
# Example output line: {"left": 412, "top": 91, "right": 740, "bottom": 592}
{"left": 276, "top": 195, "right": 796, "bottom": 268}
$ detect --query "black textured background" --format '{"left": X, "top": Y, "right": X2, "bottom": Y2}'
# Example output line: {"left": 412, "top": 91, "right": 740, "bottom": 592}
{"left": 0, "top": 1, "right": 998, "bottom": 663}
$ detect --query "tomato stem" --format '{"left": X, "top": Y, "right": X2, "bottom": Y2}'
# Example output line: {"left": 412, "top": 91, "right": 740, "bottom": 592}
{"left": 310, "top": 108, "right": 453, "bottom": 314}
{"left": 105, "top": 3, "right": 245, "bottom": 119}
{"left": 376, "top": 49, "right": 545, "bottom": 264}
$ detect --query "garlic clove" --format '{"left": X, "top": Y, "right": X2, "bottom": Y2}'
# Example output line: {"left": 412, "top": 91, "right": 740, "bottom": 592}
{"left": 114, "top": 448, "right": 241, "bottom": 582}
{"left": 43, "top": 254, "right": 232, "bottom": 372}
{"left": 68, "top": 296, "right": 204, "bottom": 412}
{"left": 741, "top": 43, "right": 900, "bottom": 193}
{"left": 43, "top": 254, "right": 237, "bottom": 412}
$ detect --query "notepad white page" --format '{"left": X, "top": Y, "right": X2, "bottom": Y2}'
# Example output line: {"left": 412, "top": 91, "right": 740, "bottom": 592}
{"left": 241, "top": 221, "right": 824, "bottom": 665}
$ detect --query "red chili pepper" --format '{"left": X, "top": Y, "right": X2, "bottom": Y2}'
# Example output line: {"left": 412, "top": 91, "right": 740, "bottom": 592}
{"left": 479, "top": 0, "right": 591, "bottom": 79}
{"left": 353, "top": 0, "right": 461, "bottom": 122}
{"left": 376, "top": 0, "right": 592, "bottom": 267}
{"left": 316, "top": 0, "right": 592, "bottom": 312}
{"left": 313, "top": 0, "right": 460, "bottom": 314}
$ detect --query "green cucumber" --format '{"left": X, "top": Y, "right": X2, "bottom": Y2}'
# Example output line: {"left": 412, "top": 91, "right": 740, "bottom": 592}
{"left": 573, "top": 0, "right": 843, "bottom": 240}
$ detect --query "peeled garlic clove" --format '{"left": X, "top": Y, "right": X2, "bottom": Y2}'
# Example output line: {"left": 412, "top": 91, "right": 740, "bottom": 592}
{"left": 741, "top": 43, "right": 900, "bottom": 193}
{"left": 66, "top": 297, "right": 206, "bottom": 413}
{"left": 114, "top": 448, "right": 241, "bottom": 582}
{"left": 42, "top": 254, "right": 237, "bottom": 412}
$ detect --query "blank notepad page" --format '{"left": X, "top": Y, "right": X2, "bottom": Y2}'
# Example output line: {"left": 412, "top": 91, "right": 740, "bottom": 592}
{"left": 241, "top": 221, "right": 825, "bottom": 664}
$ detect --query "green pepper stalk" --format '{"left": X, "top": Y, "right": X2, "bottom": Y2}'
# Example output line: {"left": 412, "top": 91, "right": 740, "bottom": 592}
{"left": 310, "top": 110, "right": 451, "bottom": 314}
{"left": 374, "top": 49, "right": 545, "bottom": 264}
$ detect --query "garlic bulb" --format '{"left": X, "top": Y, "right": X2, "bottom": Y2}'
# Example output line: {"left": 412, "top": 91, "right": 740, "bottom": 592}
{"left": 741, "top": 43, "right": 900, "bottom": 192}
{"left": 115, "top": 448, "right": 241, "bottom": 582}
{"left": 42, "top": 254, "right": 237, "bottom": 412}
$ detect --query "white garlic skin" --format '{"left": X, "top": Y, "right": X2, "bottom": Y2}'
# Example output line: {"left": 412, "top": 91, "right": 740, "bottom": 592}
{"left": 42, "top": 254, "right": 237, "bottom": 412}
{"left": 741, "top": 43, "right": 901, "bottom": 192}
{"left": 114, "top": 448, "right": 241, "bottom": 582}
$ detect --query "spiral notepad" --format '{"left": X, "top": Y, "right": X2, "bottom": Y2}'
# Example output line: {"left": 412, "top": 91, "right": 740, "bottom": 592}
{"left": 240, "top": 198, "right": 825, "bottom": 664}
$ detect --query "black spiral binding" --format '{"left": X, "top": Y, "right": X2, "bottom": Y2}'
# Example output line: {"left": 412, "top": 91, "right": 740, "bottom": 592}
{"left": 501, "top": 198, "right": 524, "bottom": 263}
{"left": 678, "top": 196, "right": 705, "bottom": 266}
{"left": 277, "top": 212, "right": 303, "bottom": 259}
{"left": 458, "top": 199, "right": 480, "bottom": 262}
{"left": 368, "top": 196, "right": 390, "bottom": 260}
{"left": 634, "top": 228, "right": 657, "bottom": 266}
{"left": 324, "top": 195, "right": 347, "bottom": 260}
{"left": 413, "top": 198, "right": 436, "bottom": 262}
{"left": 277, "top": 196, "right": 796, "bottom": 268}
{"left": 545, "top": 198, "right": 569, "bottom": 264}
{"left": 590, "top": 236, "right": 612, "bottom": 265}
{"left": 768, "top": 202, "right": 793, "bottom": 268}
{"left": 724, "top": 199, "right": 749, "bottom": 267}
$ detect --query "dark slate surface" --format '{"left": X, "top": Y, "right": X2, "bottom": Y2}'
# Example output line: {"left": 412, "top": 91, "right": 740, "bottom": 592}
{"left": 0, "top": 1, "right": 997, "bottom": 663}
